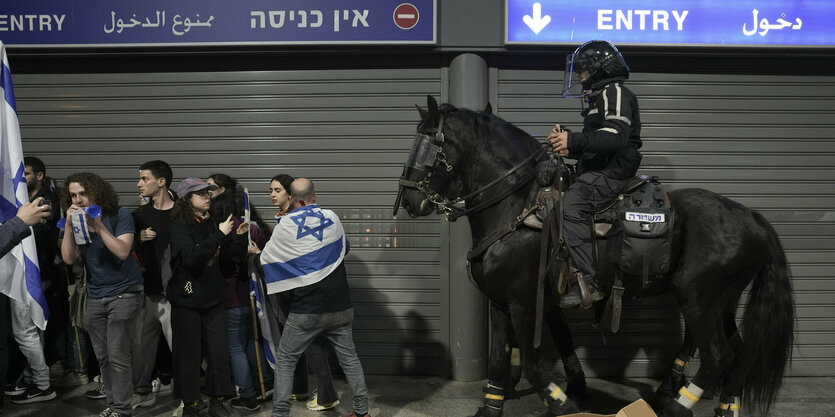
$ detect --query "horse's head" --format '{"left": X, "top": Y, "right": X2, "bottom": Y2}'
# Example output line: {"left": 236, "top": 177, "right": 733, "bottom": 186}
{"left": 394, "top": 95, "right": 470, "bottom": 219}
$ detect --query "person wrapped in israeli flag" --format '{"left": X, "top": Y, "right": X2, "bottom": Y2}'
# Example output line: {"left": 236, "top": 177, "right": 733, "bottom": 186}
{"left": 260, "top": 202, "right": 346, "bottom": 295}
{"left": 0, "top": 41, "right": 49, "bottom": 330}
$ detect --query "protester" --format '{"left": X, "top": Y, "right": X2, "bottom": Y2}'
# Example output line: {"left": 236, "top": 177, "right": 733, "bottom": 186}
{"left": 130, "top": 160, "right": 176, "bottom": 410}
{"left": 268, "top": 173, "right": 340, "bottom": 410}
{"left": 255, "top": 178, "right": 370, "bottom": 417}
{"left": 4, "top": 172, "right": 58, "bottom": 407}
{"left": 205, "top": 173, "right": 270, "bottom": 411}
{"left": 0, "top": 196, "right": 53, "bottom": 413}
{"left": 168, "top": 177, "right": 245, "bottom": 417}
{"left": 23, "top": 157, "right": 70, "bottom": 377}
{"left": 60, "top": 172, "right": 143, "bottom": 417}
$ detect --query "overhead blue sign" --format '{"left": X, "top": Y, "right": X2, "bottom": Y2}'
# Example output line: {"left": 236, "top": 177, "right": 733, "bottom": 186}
{"left": 0, "top": 0, "right": 436, "bottom": 47}
{"left": 506, "top": 0, "right": 834, "bottom": 47}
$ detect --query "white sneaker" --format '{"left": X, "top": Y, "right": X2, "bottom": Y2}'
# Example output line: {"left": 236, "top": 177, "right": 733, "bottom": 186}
{"left": 172, "top": 400, "right": 184, "bottom": 417}
{"left": 306, "top": 390, "right": 339, "bottom": 411}
{"left": 152, "top": 378, "right": 174, "bottom": 396}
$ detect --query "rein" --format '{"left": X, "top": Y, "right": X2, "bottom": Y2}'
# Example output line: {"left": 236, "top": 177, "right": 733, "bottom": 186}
{"left": 444, "top": 148, "right": 544, "bottom": 221}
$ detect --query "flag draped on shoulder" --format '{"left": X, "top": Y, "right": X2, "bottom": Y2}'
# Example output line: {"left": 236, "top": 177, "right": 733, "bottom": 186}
{"left": 0, "top": 41, "right": 49, "bottom": 330}
{"left": 260, "top": 204, "right": 345, "bottom": 295}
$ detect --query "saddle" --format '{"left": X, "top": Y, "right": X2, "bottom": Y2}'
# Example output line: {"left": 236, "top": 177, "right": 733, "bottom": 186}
{"left": 522, "top": 162, "right": 674, "bottom": 333}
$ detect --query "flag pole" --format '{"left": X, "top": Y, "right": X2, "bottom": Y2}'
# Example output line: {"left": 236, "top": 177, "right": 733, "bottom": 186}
{"left": 74, "top": 326, "right": 84, "bottom": 369}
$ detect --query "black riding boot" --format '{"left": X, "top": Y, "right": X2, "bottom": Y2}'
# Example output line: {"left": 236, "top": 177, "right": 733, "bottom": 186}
{"left": 559, "top": 273, "right": 603, "bottom": 309}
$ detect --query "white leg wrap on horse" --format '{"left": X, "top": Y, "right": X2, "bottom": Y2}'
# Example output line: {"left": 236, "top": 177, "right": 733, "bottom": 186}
{"left": 510, "top": 348, "right": 521, "bottom": 366}
{"left": 675, "top": 382, "right": 704, "bottom": 409}
{"left": 547, "top": 383, "right": 568, "bottom": 405}
{"left": 718, "top": 396, "right": 741, "bottom": 417}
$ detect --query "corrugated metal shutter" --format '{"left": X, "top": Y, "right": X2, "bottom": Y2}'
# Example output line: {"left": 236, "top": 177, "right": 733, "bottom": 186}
{"left": 14, "top": 69, "right": 449, "bottom": 376}
{"left": 497, "top": 69, "right": 835, "bottom": 377}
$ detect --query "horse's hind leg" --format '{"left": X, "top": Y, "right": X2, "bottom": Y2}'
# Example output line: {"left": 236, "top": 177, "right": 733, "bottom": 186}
{"left": 509, "top": 302, "right": 580, "bottom": 416}
{"left": 659, "top": 306, "right": 736, "bottom": 417}
{"left": 712, "top": 305, "right": 745, "bottom": 417}
{"left": 655, "top": 326, "right": 697, "bottom": 410}
{"left": 472, "top": 302, "right": 516, "bottom": 417}
{"left": 545, "top": 307, "right": 587, "bottom": 404}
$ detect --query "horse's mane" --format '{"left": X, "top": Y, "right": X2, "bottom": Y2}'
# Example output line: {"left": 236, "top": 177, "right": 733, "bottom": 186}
{"left": 439, "top": 103, "right": 543, "bottom": 159}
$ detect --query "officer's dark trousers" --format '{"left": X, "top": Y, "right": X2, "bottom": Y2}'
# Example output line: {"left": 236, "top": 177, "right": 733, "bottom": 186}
{"left": 563, "top": 170, "right": 628, "bottom": 277}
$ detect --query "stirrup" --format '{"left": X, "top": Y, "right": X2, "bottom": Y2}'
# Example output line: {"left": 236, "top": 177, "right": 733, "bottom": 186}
{"left": 560, "top": 275, "right": 603, "bottom": 309}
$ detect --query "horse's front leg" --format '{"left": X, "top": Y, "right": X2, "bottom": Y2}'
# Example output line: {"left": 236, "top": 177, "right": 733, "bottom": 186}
{"left": 509, "top": 302, "right": 581, "bottom": 416}
{"left": 472, "top": 302, "right": 515, "bottom": 417}
{"left": 546, "top": 306, "right": 587, "bottom": 405}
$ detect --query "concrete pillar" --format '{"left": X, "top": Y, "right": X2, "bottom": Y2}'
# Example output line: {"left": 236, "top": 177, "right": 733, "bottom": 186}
{"left": 446, "top": 53, "right": 488, "bottom": 381}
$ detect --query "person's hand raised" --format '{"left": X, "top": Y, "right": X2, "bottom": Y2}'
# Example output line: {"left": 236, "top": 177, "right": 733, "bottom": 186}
{"left": 16, "top": 197, "right": 51, "bottom": 226}
{"left": 219, "top": 214, "right": 234, "bottom": 235}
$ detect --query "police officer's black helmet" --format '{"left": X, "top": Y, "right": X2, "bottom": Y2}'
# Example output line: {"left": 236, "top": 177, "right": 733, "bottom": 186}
{"left": 562, "top": 40, "right": 629, "bottom": 98}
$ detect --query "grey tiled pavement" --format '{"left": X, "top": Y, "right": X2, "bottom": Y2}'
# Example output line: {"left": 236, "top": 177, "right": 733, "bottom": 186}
{"left": 2, "top": 375, "right": 834, "bottom": 416}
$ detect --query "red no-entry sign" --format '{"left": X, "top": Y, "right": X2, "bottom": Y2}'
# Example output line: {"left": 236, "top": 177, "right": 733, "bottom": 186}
{"left": 393, "top": 3, "right": 420, "bottom": 30}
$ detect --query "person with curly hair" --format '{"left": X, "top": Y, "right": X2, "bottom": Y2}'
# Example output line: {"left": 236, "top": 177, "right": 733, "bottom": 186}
{"left": 60, "top": 172, "right": 143, "bottom": 417}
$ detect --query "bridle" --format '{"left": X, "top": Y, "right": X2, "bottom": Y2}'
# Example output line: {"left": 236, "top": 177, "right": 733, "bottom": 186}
{"left": 394, "top": 111, "right": 545, "bottom": 221}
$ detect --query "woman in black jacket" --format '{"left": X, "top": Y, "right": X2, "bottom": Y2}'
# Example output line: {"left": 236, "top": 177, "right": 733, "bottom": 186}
{"left": 168, "top": 177, "right": 247, "bottom": 417}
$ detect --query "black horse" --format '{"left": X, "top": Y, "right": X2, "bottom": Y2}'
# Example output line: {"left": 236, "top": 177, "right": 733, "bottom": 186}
{"left": 394, "top": 96, "right": 795, "bottom": 417}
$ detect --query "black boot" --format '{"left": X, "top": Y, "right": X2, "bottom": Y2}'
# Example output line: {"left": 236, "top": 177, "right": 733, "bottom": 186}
{"left": 560, "top": 274, "right": 603, "bottom": 309}
{"left": 208, "top": 397, "right": 231, "bottom": 417}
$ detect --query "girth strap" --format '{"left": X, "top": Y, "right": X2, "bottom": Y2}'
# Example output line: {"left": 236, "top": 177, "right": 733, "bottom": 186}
{"left": 533, "top": 200, "right": 553, "bottom": 348}
{"left": 466, "top": 204, "right": 538, "bottom": 261}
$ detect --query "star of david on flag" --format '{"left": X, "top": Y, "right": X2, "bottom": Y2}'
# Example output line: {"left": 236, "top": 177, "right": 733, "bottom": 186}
{"left": 0, "top": 41, "right": 49, "bottom": 330}
{"left": 260, "top": 205, "right": 346, "bottom": 294}
{"left": 291, "top": 209, "right": 334, "bottom": 241}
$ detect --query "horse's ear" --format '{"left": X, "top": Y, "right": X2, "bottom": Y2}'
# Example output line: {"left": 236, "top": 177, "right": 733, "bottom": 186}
{"left": 416, "top": 104, "right": 429, "bottom": 121}
{"left": 483, "top": 102, "right": 493, "bottom": 114}
{"left": 427, "top": 95, "right": 439, "bottom": 116}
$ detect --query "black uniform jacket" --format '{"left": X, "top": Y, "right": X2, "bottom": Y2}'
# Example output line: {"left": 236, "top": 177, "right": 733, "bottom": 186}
{"left": 568, "top": 76, "right": 643, "bottom": 180}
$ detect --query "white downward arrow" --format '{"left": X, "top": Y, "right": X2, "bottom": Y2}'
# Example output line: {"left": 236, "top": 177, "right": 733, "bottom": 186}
{"left": 523, "top": 2, "right": 551, "bottom": 35}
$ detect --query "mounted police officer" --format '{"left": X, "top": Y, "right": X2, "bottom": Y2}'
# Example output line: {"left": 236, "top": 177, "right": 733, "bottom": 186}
{"left": 548, "top": 40, "right": 642, "bottom": 309}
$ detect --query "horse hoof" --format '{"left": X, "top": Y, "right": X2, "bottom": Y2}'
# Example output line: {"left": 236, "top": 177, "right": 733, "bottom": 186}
{"left": 472, "top": 406, "right": 502, "bottom": 417}
{"left": 548, "top": 399, "right": 581, "bottom": 416}
{"left": 657, "top": 400, "right": 693, "bottom": 417}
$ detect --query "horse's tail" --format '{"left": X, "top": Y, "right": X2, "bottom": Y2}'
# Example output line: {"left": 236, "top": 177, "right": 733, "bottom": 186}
{"left": 737, "top": 211, "right": 795, "bottom": 414}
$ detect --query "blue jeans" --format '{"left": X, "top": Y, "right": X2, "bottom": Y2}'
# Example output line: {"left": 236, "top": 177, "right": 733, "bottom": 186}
{"left": 226, "top": 306, "right": 258, "bottom": 399}
{"left": 273, "top": 308, "right": 367, "bottom": 417}
{"left": 85, "top": 292, "right": 141, "bottom": 415}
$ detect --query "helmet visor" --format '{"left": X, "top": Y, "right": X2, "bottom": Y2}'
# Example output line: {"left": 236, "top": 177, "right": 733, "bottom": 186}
{"left": 561, "top": 53, "right": 586, "bottom": 98}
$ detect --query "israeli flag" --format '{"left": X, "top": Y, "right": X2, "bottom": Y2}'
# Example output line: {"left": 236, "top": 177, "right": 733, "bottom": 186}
{"left": 260, "top": 204, "right": 345, "bottom": 294}
{"left": 0, "top": 41, "right": 48, "bottom": 330}
{"left": 249, "top": 268, "right": 281, "bottom": 371}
